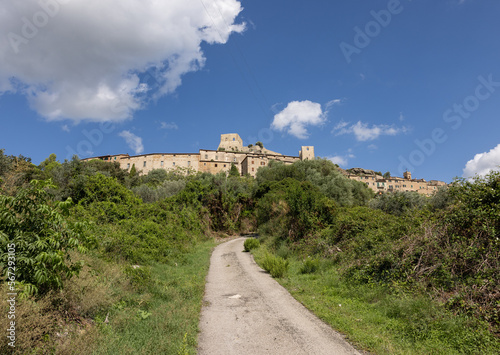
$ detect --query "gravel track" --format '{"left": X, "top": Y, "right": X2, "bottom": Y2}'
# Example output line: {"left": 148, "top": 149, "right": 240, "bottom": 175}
{"left": 197, "top": 237, "right": 361, "bottom": 355}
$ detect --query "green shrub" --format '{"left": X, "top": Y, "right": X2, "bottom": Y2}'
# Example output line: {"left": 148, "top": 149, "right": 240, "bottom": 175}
{"left": 243, "top": 238, "right": 260, "bottom": 252}
{"left": 261, "top": 253, "right": 289, "bottom": 278}
{"left": 0, "top": 180, "right": 90, "bottom": 295}
{"left": 80, "top": 173, "right": 140, "bottom": 205}
{"left": 300, "top": 257, "right": 319, "bottom": 274}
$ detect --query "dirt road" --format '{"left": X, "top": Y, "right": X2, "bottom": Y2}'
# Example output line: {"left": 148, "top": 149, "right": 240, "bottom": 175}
{"left": 197, "top": 237, "right": 361, "bottom": 355}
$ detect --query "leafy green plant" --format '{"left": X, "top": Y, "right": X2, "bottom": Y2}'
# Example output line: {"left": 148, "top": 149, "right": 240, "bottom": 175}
{"left": 137, "top": 310, "right": 152, "bottom": 320}
{"left": 261, "top": 253, "right": 289, "bottom": 278}
{"left": 243, "top": 238, "right": 260, "bottom": 252}
{"left": 0, "top": 179, "right": 90, "bottom": 295}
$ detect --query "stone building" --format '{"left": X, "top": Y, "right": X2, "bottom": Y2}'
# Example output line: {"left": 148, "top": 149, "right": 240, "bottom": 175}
{"left": 345, "top": 168, "right": 447, "bottom": 196}
{"left": 82, "top": 133, "right": 314, "bottom": 177}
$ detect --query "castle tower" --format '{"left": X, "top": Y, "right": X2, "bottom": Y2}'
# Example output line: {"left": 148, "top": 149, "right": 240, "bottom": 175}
{"left": 299, "top": 146, "right": 315, "bottom": 161}
{"left": 403, "top": 171, "right": 412, "bottom": 180}
{"left": 218, "top": 133, "right": 243, "bottom": 151}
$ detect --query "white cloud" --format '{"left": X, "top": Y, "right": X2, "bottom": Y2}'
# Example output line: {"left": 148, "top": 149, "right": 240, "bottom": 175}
{"left": 325, "top": 99, "right": 342, "bottom": 109}
{"left": 61, "top": 124, "right": 70, "bottom": 132}
{"left": 332, "top": 120, "right": 349, "bottom": 133}
{"left": 0, "top": 0, "right": 245, "bottom": 122}
{"left": 160, "top": 122, "right": 178, "bottom": 130}
{"left": 332, "top": 121, "right": 406, "bottom": 142}
{"left": 328, "top": 156, "right": 348, "bottom": 167}
{"left": 271, "top": 100, "right": 326, "bottom": 139}
{"left": 463, "top": 143, "right": 500, "bottom": 178}
{"left": 327, "top": 153, "right": 354, "bottom": 167}
{"left": 119, "top": 130, "right": 144, "bottom": 154}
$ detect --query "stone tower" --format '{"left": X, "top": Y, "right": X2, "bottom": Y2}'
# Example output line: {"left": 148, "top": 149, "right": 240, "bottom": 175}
{"left": 299, "top": 146, "right": 315, "bottom": 160}
{"left": 403, "top": 171, "right": 412, "bottom": 180}
{"left": 218, "top": 133, "right": 243, "bottom": 151}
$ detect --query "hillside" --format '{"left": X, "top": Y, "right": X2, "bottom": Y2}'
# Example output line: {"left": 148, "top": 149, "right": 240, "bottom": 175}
{"left": 0, "top": 150, "right": 498, "bottom": 354}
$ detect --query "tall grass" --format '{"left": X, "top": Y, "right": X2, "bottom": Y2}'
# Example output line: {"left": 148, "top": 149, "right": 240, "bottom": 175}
{"left": 251, "top": 240, "right": 500, "bottom": 355}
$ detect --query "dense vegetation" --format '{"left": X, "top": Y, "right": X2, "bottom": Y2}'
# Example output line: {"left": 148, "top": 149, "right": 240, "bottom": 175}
{"left": 0, "top": 148, "right": 499, "bottom": 354}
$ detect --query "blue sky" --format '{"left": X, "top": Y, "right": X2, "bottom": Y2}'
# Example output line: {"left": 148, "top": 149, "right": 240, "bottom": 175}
{"left": 1, "top": 0, "right": 500, "bottom": 182}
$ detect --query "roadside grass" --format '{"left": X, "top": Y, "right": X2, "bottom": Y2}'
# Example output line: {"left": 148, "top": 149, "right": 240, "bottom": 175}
{"left": 251, "top": 242, "right": 500, "bottom": 355}
{"left": 58, "top": 239, "right": 216, "bottom": 355}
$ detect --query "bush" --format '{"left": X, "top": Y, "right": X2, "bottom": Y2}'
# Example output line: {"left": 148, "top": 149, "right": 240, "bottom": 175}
{"left": 80, "top": 173, "right": 140, "bottom": 205}
{"left": 261, "top": 253, "right": 289, "bottom": 278}
{"left": 0, "top": 180, "right": 90, "bottom": 295}
{"left": 243, "top": 238, "right": 260, "bottom": 252}
{"left": 300, "top": 257, "right": 319, "bottom": 274}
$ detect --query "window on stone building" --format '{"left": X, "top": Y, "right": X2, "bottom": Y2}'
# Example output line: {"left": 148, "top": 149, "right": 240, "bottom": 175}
{"left": 252, "top": 168, "right": 254, "bottom": 172}
{"left": 173, "top": 162, "right": 175, "bottom": 166}
{"left": 223, "top": 164, "right": 226, "bottom": 167}
{"left": 233, "top": 158, "right": 237, "bottom": 162}
{"left": 187, "top": 161, "right": 191, "bottom": 167}
{"left": 205, "top": 154, "right": 208, "bottom": 159}
{"left": 161, "top": 161, "right": 164, "bottom": 167}
{"left": 215, "top": 164, "right": 218, "bottom": 167}
{"left": 143, "top": 161, "right": 146, "bottom": 167}
{"left": 127, "top": 163, "right": 130, "bottom": 169}
{"left": 215, "top": 155, "right": 218, "bottom": 160}
{"left": 252, "top": 161, "right": 254, "bottom": 164}
{"left": 204, "top": 163, "right": 206, "bottom": 166}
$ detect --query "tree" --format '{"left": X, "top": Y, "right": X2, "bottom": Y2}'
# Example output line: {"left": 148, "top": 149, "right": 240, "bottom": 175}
{"left": 369, "top": 191, "right": 427, "bottom": 216}
{"left": 255, "top": 141, "right": 264, "bottom": 149}
{"left": 39, "top": 153, "right": 61, "bottom": 178}
{"left": 229, "top": 163, "right": 240, "bottom": 177}
{"left": 130, "top": 163, "right": 137, "bottom": 177}
{"left": 383, "top": 171, "right": 391, "bottom": 179}
{"left": 255, "top": 159, "right": 374, "bottom": 207}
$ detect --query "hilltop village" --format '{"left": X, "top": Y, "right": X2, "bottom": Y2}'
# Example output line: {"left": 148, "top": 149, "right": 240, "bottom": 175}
{"left": 84, "top": 133, "right": 446, "bottom": 196}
